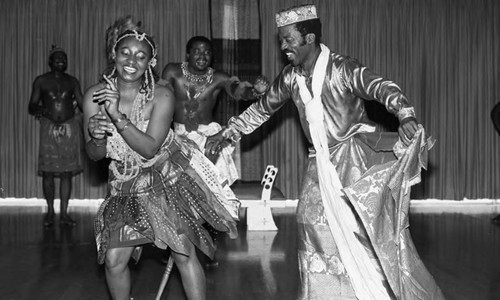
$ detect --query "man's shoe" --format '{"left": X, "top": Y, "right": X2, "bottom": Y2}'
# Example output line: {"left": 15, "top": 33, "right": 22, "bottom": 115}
{"left": 43, "top": 213, "right": 55, "bottom": 227}
{"left": 60, "top": 216, "right": 76, "bottom": 227}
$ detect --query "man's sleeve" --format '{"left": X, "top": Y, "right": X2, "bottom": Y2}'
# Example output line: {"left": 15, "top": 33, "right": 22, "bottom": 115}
{"left": 344, "top": 57, "right": 416, "bottom": 122}
{"left": 226, "top": 69, "right": 293, "bottom": 138}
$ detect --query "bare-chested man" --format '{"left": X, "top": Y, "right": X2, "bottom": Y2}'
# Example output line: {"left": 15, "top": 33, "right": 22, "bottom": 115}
{"left": 28, "top": 46, "right": 83, "bottom": 227}
{"left": 162, "top": 36, "right": 268, "bottom": 267}
{"left": 162, "top": 36, "right": 268, "bottom": 186}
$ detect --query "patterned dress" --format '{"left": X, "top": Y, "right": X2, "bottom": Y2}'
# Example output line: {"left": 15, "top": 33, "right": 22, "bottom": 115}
{"left": 94, "top": 119, "right": 238, "bottom": 264}
{"left": 226, "top": 46, "right": 444, "bottom": 299}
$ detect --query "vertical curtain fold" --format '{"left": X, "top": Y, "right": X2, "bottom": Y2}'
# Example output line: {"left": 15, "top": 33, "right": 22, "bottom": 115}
{"left": 210, "top": 0, "right": 263, "bottom": 180}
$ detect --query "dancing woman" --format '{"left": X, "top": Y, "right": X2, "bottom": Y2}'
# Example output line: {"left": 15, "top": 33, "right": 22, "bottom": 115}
{"left": 83, "top": 17, "right": 237, "bottom": 300}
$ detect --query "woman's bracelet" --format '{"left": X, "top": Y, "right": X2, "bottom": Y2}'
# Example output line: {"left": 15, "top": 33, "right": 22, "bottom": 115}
{"left": 111, "top": 113, "right": 132, "bottom": 133}
{"left": 116, "top": 119, "right": 132, "bottom": 133}
{"left": 90, "top": 137, "right": 107, "bottom": 147}
{"left": 111, "top": 113, "right": 127, "bottom": 124}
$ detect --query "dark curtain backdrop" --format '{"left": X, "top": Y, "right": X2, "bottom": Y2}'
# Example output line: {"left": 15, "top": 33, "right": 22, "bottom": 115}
{"left": 0, "top": 0, "right": 499, "bottom": 200}
{"left": 210, "top": 0, "right": 265, "bottom": 180}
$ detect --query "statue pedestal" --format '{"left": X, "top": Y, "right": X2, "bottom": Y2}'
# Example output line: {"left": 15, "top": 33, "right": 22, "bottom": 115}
{"left": 247, "top": 165, "right": 279, "bottom": 231}
{"left": 247, "top": 203, "right": 278, "bottom": 231}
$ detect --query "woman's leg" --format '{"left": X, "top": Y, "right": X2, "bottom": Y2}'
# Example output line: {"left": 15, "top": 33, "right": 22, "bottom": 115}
{"left": 171, "top": 235, "right": 206, "bottom": 300}
{"left": 105, "top": 246, "right": 135, "bottom": 300}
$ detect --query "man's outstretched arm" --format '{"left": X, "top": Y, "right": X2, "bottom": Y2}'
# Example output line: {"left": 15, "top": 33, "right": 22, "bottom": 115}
{"left": 223, "top": 75, "right": 269, "bottom": 101}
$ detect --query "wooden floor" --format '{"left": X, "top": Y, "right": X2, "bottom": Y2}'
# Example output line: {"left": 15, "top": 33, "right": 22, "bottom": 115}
{"left": 1, "top": 201, "right": 500, "bottom": 300}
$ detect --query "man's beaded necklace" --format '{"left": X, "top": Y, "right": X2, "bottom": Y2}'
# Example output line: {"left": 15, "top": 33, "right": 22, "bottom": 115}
{"left": 181, "top": 62, "right": 214, "bottom": 131}
{"left": 181, "top": 62, "right": 214, "bottom": 85}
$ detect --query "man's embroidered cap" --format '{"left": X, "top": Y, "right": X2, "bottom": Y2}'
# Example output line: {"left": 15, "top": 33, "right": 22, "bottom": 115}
{"left": 275, "top": 4, "right": 318, "bottom": 28}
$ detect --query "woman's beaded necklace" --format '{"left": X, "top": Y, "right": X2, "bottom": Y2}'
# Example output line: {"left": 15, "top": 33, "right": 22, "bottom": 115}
{"left": 107, "top": 79, "right": 154, "bottom": 182}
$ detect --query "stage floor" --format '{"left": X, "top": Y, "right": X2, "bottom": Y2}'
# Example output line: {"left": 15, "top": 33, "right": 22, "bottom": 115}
{"left": 1, "top": 200, "right": 500, "bottom": 300}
